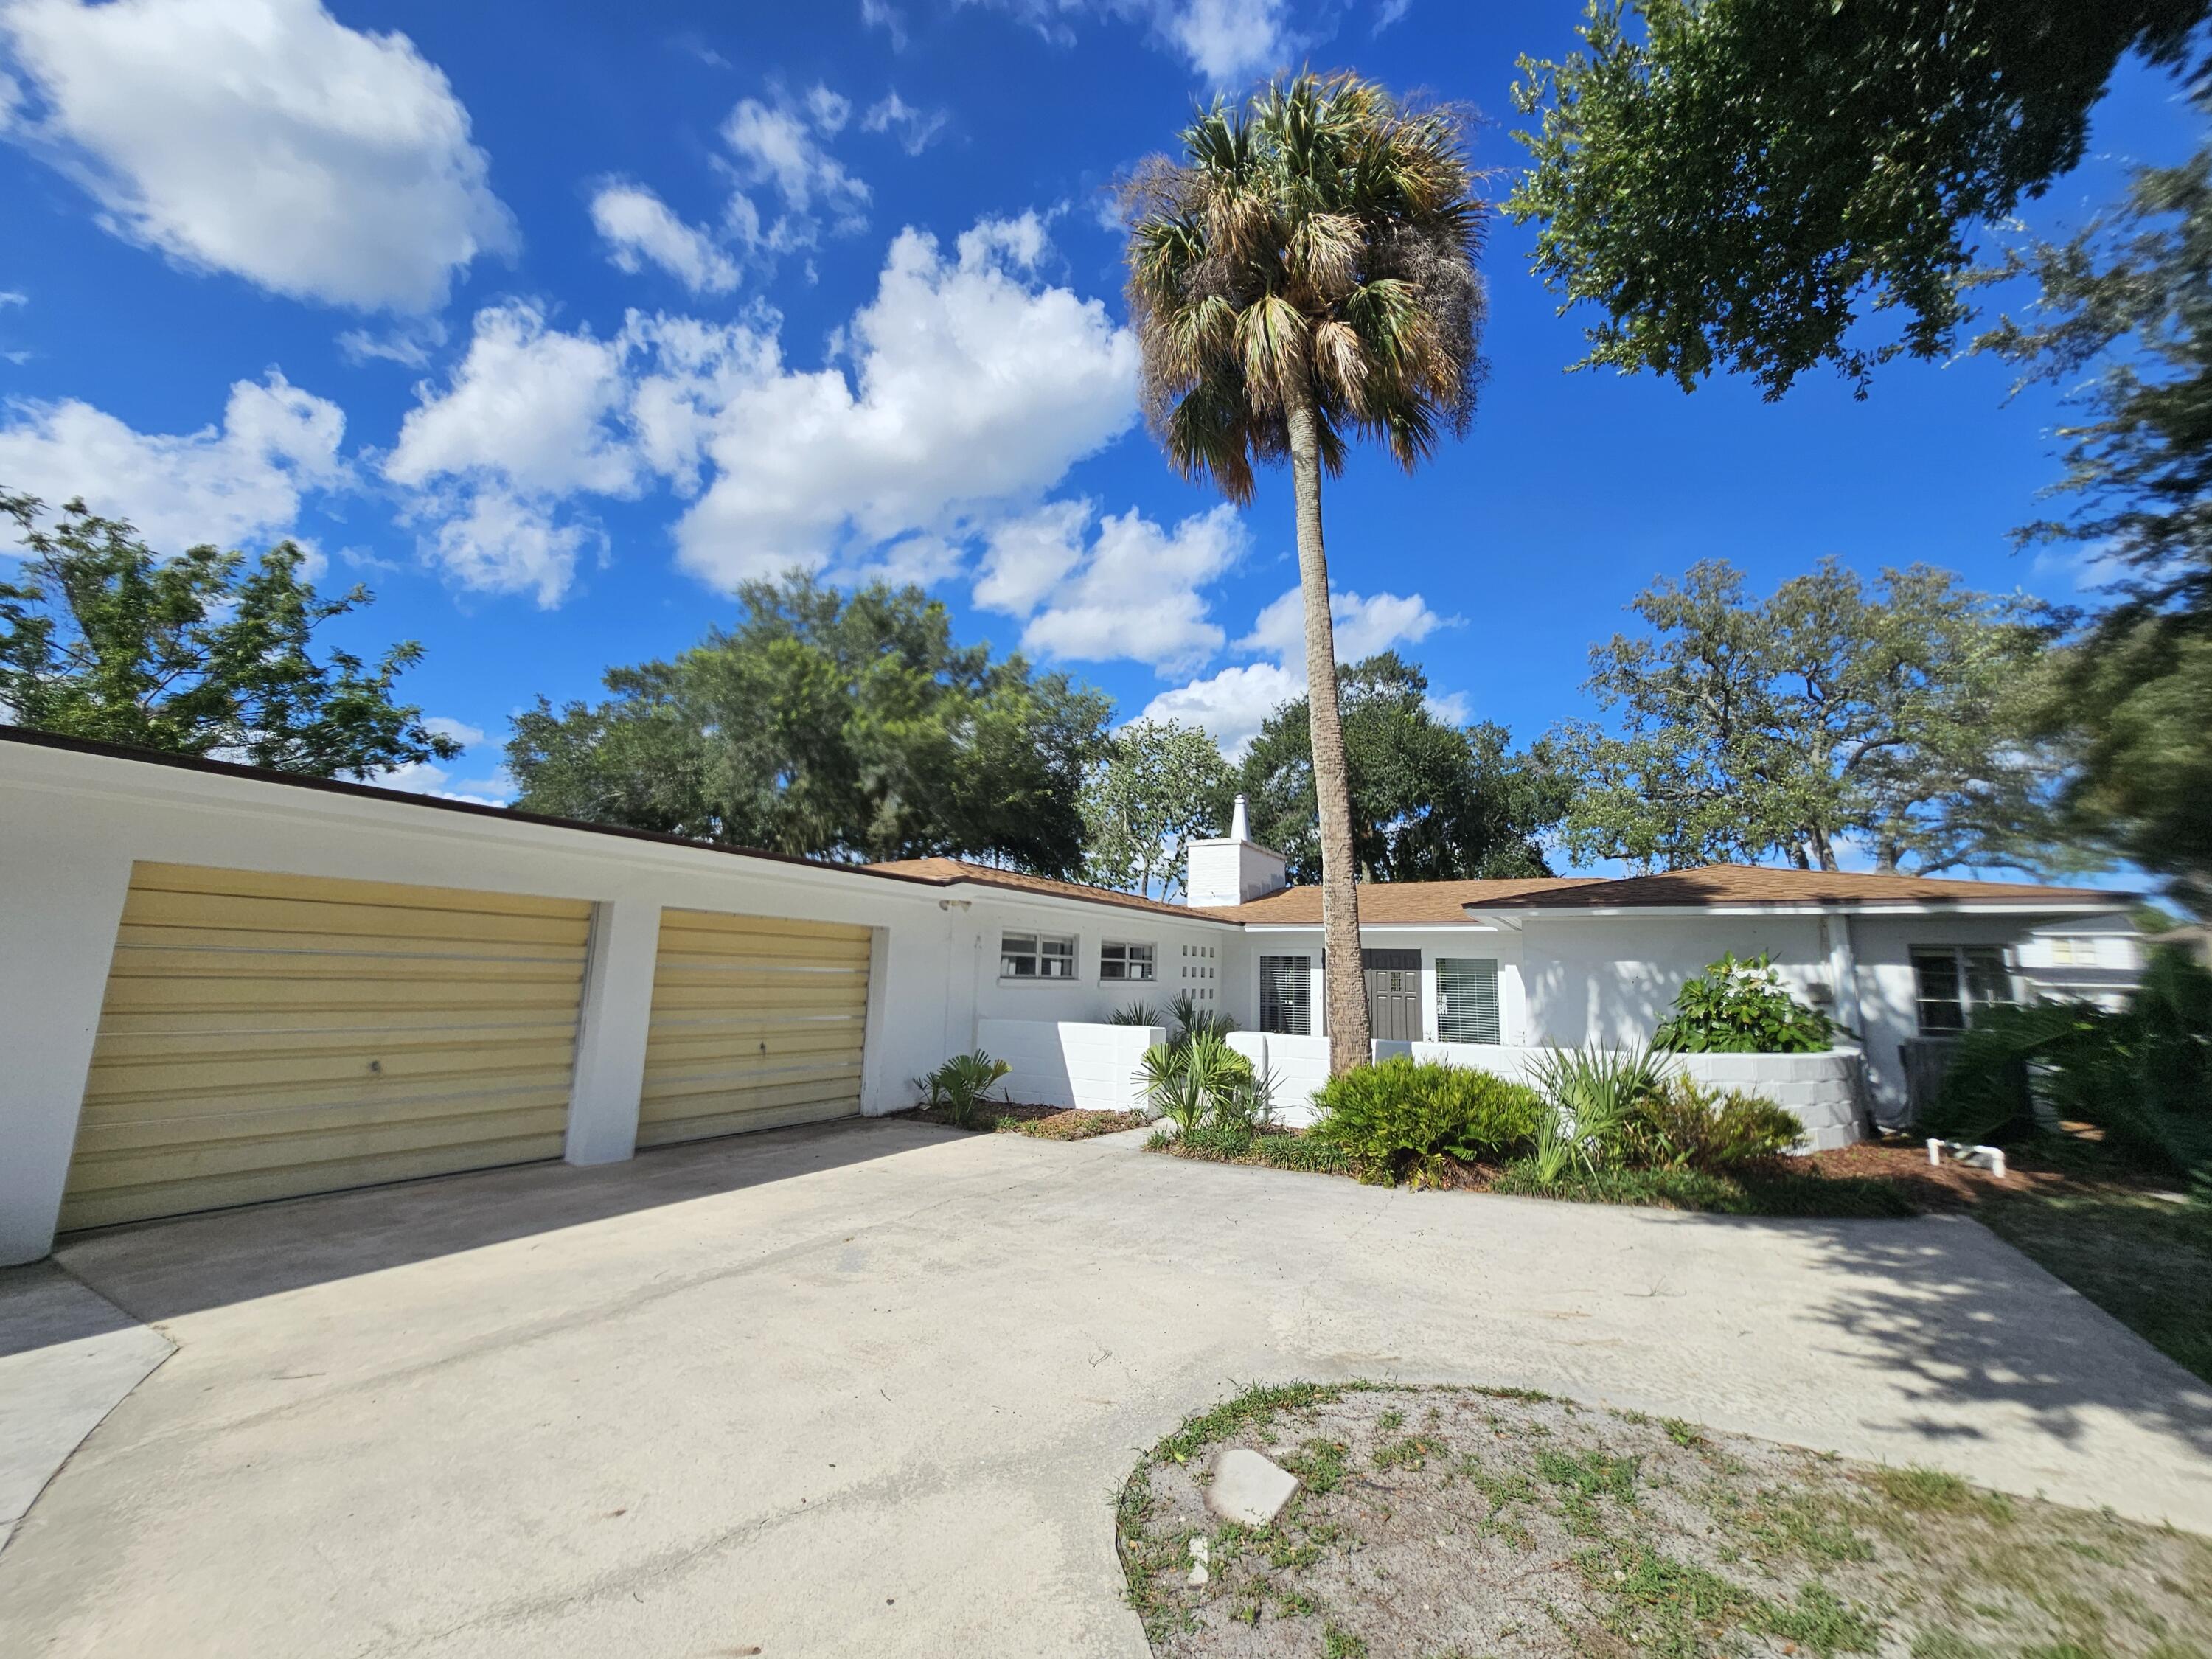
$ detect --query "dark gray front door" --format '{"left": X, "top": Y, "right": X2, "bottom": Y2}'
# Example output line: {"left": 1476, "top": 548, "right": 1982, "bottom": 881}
{"left": 1362, "top": 949, "right": 1422, "bottom": 1042}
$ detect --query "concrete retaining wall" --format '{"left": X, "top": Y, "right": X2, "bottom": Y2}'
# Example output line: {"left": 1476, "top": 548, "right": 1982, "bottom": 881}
{"left": 975, "top": 1018, "right": 1164, "bottom": 1113}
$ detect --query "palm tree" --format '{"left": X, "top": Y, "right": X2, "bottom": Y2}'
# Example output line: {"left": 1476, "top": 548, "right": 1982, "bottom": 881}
{"left": 1123, "top": 72, "right": 1487, "bottom": 1074}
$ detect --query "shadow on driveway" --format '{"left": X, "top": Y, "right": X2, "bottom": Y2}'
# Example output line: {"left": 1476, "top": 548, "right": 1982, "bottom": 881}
{"left": 54, "top": 1116, "right": 958, "bottom": 1326}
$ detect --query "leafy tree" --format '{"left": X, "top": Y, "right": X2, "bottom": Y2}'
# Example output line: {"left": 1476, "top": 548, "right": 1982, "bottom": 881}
{"left": 1238, "top": 653, "right": 1565, "bottom": 883}
{"left": 1508, "top": 0, "right": 2209, "bottom": 398}
{"left": 1124, "top": 72, "right": 1486, "bottom": 1073}
{"left": 507, "top": 572, "right": 1110, "bottom": 873}
{"left": 0, "top": 490, "right": 457, "bottom": 778}
{"left": 1978, "top": 118, "right": 2212, "bottom": 906}
{"left": 1079, "top": 718, "right": 1236, "bottom": 899}
{"left": 1550, "top": 559, "right": 2068, "bottom": 874}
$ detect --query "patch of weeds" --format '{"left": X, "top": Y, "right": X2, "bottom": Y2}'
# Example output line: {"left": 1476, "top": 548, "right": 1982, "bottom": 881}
{"left": 1153, "top": 1123, "right": 1360, "bottom": 1176}
{"left": 1276, "top": 1588, "right": 1317, "bottom": 1618}
{"left": 1376, "top": 1407, "right": 1406, "bottom": 1433}
{"left": 1476, "top": 1385, "right": 1555, "bottom": 1403}
{"left": 1913, "top": 1634, "right": 1999, "bottom": 1659}
{"left": 1492, "top": 1158, "right": 1920, "bottom": 1217}
{"left": 1373, "top": 1434, "right": 1447, "bottom": 1472}
{"left": 1537, "top": 1446, "right": 1639, "bottom": 1533}
{"left": 1870, "top": 1465, "right": 2015, "bottom": 1525}
{"left": 1585, "top": 1540, "right": 1761, "bottom": 1657}
{"left": 1662, "top": 1416, "right": 1703, "bottom": 1448}
{"left": 1281, "top": 1438, "right": 1349, "bottom": 1495}
{"left": 1730, "top": 1487, "right": 1874, "bottom": 1566}
{"left": 1230, "top": 1599, "right": 1261, "bottom": 1626}
{"left": 1322, "top": 1624, "right": 1369, "bottom": 1658}
{"left": 1757, "top": 1582, "right": 1882, "bottom": 1656}
{"left": 1153, "top": 1382, "right": 1347, "bottom": 1465}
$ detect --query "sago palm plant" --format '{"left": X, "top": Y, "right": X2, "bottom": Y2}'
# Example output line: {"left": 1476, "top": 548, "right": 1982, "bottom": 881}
{"left": 1124, "top": 72, "right": 1487, "bottom": 1074}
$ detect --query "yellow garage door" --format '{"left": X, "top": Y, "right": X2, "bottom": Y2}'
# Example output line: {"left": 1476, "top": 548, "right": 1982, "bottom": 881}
{"left": 60, "top": 863, "right": 594, "bottom": 1232}
{"left": 638, "top": 908, "right": 872, "bottom": 1147}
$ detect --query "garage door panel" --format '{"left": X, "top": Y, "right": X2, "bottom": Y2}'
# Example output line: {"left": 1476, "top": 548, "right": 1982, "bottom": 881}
{"left": 81, "top": 1040, "right": 582, "bottom": 1108}
{"left": 94, "top": 973, "right": 585, "bottom": 1015}
{"left": 637, "top": 905, "right": 871, "bottom": 1148}
{"left": 60, "top": 864, "right": 591, "bottom": 1232}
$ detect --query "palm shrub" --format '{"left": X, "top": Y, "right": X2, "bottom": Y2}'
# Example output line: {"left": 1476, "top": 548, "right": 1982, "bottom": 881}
{"left": 1527, "top": 1045, "right": 1674, "bottom": 1166}
{"left": 1124, "top": 71, "right": 1486, "bottom": 1077}
{"left": 914, "top": 1051, "right": 1012, "bottom": 1129}
{"left": 1166, "top": 990, "right": 1235, "bottom": 1040}
{"left": 1652, "top": 953, "right": 1832, "bottom": 1054}
{"left": 1930, "top": 947, "right": 2212, "bottom": 1175}
{"left": 1107, "top": 1002, "right": 1164, "bottom": 1026}
{"left": 1136, "top": 1029, "right": 1270, "bottom": 1133}
{"left": 1310, "top": 1057, "right": 1545, "bottom": 1186}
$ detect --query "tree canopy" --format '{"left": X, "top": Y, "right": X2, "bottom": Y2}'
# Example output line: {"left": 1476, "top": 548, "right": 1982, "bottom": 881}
{"left": 1548, "top": 560, "right": 2067, "bottom": 874}
{"left": 1237, "top": 653, "right": 1566, "bottom": 884}
{"left": 1978, "top": 116, "right": 2212, "bottom": 905}
{"left": 1508, "top": 0, "right": 2209, "bottom": 398}
{"left": 0, "top": 490, "right": 457, "bottom": 779}
{"left": 505, "top": 573, "right": 1110, "bottom": 874}
{"left": 1079, "top": 718, "right": 1237, "bottom": 900}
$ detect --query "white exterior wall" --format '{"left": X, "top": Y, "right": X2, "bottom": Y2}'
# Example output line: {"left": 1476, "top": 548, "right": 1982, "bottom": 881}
{"left": 975, "top": 1019, "right": 1163, "bottom": 1111}
{"left": 1517, "top": 914, "right": 1836, "bottom": 1048}
{"left": 0, "top": 742, "right": 1235, "bottom": 1262}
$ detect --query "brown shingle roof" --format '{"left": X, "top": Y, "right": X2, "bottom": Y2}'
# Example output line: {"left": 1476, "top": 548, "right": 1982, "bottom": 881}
{"left": 863, "top": 857, "right": 1236, "bottom": 921}
{"left": 1475, "top": 863, "right": 2126, "bottom": 911}
{"left": 1211, "top": 877, "right": 1605, "bottom": 924}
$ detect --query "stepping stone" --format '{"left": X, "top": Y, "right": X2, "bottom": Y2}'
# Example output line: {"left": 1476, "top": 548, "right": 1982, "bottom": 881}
{"left": 1206, "top": 1447, "right": 1300, "bottom": 1527}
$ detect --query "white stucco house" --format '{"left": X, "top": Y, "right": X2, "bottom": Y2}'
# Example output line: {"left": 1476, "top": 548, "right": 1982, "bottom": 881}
{"left": 0, "top": 731, "right": 2131, "bottom": 1264}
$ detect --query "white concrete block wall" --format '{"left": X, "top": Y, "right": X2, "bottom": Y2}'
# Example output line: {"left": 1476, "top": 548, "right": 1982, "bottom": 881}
{"left": 1226, "top": 1032, "right": 1333, "bottom": 1127}
{"left": 975, "top": 1018, "right": 1163, "bottom": 1113}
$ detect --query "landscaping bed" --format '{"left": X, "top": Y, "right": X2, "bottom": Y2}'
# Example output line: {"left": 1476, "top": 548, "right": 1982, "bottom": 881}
{"left": 1117, "top": 1381, "right": 2212, "bottom": 1658}
{"left": 900, "top": 1102, "right": 1147, "bottom": 1140}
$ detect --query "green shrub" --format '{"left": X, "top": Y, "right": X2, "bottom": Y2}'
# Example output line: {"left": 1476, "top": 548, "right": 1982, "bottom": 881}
{"left": 1310, "top": 1057, "right": 1545, "bottom": 1184}
{"left": 914, "top": 1051, "right": 1012, "bottom": 1128}
{"left": 1107, "top": 1002, "right": 1163, "bottom": 1026}
{"left": 1653, "top": 953, "right": 1832, "bottom": 1054}
{"left": 1618, "top": 1076, "right": 1804, "bottom": 1170}
{"left": 1928, "top": 947, "right": 2212, "bottom": 1175}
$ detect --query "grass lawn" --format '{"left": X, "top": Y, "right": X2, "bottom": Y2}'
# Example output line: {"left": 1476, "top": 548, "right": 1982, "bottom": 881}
{"left": 1117, "top": 1382, "right": 2212, "bottom": 1658}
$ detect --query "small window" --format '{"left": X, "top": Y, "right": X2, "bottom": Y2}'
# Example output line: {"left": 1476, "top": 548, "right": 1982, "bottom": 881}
{"left": 1911, "top": 945, "right": 2011, "bottom": 1034}
{"left": 1001, "top": 932, "right": 1076, "bottom": 981}
{"left": 1100, "top": 942, "right": 1155, "bottom": 981}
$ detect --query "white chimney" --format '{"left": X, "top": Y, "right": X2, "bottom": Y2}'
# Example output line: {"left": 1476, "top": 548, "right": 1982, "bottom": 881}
{"left": 1185, "top": 793, "right": 1289, "bottom": 907}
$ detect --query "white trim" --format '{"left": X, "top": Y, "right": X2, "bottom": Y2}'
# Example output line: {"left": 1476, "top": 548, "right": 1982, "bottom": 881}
{"left": 1467, "top": 900, "right": 2126, "bottom": 920}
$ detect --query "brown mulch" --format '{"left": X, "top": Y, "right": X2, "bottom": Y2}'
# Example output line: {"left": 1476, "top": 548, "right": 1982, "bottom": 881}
{"left": 1798, "top": 1129, "right": 2167, "bottom": 1212}
{"left": 897, "top": 1103, "right": 1147, "bottom": 1140}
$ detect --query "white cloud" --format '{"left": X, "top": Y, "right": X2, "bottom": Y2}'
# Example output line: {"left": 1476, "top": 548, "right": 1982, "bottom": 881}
{"left": 838, "top": 532, "right": 965, "bottom": 588}
{"left": 1142, "top": 582, "right": 1459, "bottom": 753}
{"left": 804, "top": 84, "right": 852, "bottom": 134}
{"left": 663, "top": 212, "right": 1138, "bottom": 585}
{"left": 336, "top": 316, "right": 448, "bottom": 369}
{"left": 411, "top": 485, "right": 599, "bottom": 609}
{"left": 422, "top": 715, "right": 486, "bottom": 749}
{"left": 0, "top": 0, "right": 514, "bottom": 312}
{"left": 860, "top": 0, "right": 908, "bottom": 49}
{"left": 964, "top": 0, "right": 1291, "bottom": 83}
{"left": 0, "top": 370, "right": 347, "bottom": 552}
{"left": 1154, "top": 0, "right": 1289, "bottom": 82}
{"left": 978, "top": 500, "right": 1245, "bottom": 675}
{"left": 0, "top": 290, "right": 24, "bottom": 307}
{"left": 590, "top": 181, "right": 741, "bottom": 295}
{"left": 383, "top": 302, "right": 637, "bottom": 605}
{"left": 1138, "top": 661, "right": 1299, "bottom": 757}
{"left": 1374, "top": 0, "right": 1413, "bottom": 28}
{"left": 386, "top": 302, "right": 636, "bottom": 497}
{"left": 862, "top": 90, "right": 948, "bottom": 155}
{"left": 1234, "top": 584, "right": 1453, "bottom": 664}
{"left": 375, "top": 754, "right": 515, "bottom": 807}
{"left": 720, "top": 89, "right": 869, "bottom": 253}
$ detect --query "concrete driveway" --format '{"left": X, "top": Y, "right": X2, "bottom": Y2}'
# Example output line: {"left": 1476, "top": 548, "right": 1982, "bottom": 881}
{"left": 4, "top": 1121, "right": 2210, "bottom": 1658}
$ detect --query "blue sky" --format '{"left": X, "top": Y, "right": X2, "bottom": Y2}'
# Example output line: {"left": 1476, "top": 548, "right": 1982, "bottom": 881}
{"left": 0, "top": 0, "right": 2202, "bottom": 867}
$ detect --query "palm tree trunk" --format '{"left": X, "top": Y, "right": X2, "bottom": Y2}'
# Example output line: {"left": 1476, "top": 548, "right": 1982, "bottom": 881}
{"left": 1285, "top": 386, "right": 1371, "bottom": 1075}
